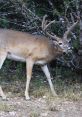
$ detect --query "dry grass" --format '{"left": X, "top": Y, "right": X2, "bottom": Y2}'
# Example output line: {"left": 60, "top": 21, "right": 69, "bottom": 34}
{"left": 0, "top": 60, "right": 82, "bottom": 101}
{"left": 0, "top": 102, "right": 14, "bottom": 112}
{"left": 29, "top": 111, "right": 39, "bottom": 117}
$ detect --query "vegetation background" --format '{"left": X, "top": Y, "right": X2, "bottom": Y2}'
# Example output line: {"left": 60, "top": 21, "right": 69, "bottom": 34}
{"left": 0, "top": 0, "right": 81, "bottom": 100}
{"left": 0, "top": 0, "right": 82, "bottom": 117}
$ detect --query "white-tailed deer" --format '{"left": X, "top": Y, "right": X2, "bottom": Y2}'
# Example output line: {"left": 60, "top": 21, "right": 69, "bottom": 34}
{"left": 0, "top": 15, "right": 79, "bottom": 100}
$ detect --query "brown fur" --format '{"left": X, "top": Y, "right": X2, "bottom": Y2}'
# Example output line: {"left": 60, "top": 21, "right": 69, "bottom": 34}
{"left": 0, "top": 29, "right": 63, "bottom": 63}
{"left": 0, "top": 29, "right": 63, "bottom": 100}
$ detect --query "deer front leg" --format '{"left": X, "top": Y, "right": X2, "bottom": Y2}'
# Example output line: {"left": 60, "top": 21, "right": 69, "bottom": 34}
{"left": 0, "top": 51, "right": 7, "bottom": 100}
{"left": 0, "top": 86, "right": 6, "bottom": 100}
{"left": 25, "top": 58, "right": 34, "bottom": 100}
{"left": 41, "top": 65, "right": 57, "bottom": 97}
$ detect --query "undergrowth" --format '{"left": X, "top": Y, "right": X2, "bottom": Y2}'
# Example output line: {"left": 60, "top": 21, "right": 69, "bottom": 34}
{"left": 0, "top": 60, "right": 82, "bottom": 101}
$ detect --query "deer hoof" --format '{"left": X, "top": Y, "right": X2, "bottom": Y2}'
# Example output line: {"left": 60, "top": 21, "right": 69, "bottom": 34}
{"left": 52, "top": 92, "right": 58, "bottom": 97}
{"left": 2, "top": 96, "right": 7, "bottom": 101}
{"left": 25, "top": 96, "right": 30, "bottom": 100}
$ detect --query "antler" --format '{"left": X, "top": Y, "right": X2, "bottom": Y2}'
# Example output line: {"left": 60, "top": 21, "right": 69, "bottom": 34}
{"left": 63, "top": 15, "right": 80, "bottom": 40}
{"left": 42, "top": 15, "right": 61, "bottom": 42}
{"left": 42, "top": 15, "right": 80, "bottom": 43}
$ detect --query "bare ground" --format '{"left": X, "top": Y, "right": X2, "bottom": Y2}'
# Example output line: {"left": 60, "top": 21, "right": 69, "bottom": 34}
{"left": 0, "top": 92, "right": 82, "bottom": 117}
{"left": 0, "top": 65, "right": 82, "bottom": 117}
{"left": 0, "top": 79, "right": 82, "bottom": 117}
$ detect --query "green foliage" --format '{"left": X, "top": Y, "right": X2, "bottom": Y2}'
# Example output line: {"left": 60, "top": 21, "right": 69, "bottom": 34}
{"left": 0, "top": 18, "right": 9, "bottom": 28}
{"left": 72, "top": 39, "right": 80, "bottom": 50}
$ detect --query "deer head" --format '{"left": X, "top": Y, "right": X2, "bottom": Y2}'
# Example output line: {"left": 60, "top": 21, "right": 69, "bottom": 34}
{"left": 42, "top": 15, "right": 79, "bottom": 53}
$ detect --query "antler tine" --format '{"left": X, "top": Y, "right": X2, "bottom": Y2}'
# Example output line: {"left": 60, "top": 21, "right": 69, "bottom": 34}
{"left": 42, "top": 15, "right": 48, "bottom": 31}
{"left": 42, "top": 15, "right": 61, "bottom": 42}
{"left": 70, "top": 13, "right": 75, "bottom": 23}
{"left": 63, "top": 16, "right": 80, "bottom": 40}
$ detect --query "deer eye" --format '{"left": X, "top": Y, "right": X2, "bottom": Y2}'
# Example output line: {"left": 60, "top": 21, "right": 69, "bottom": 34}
{"left": 59, "top": 43, "right": 62, "bottom": 45}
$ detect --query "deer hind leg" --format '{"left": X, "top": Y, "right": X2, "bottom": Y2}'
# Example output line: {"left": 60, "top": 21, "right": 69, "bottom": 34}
{"left": 41, "top": 65, "right": 57, "bottom": 96}
{"left": 0, "top": 51, "right": 7, "bottom": 99}
{"left": 25, "top": 58, "right": 34, "bottom": 100}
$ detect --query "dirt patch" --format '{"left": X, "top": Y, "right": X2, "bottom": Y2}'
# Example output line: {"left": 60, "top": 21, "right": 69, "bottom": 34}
{"left": 0, "top": 96, "right": 82, "bottom": 117}
{"left": 0, "top": 65, "right": 82, "bottom": 117}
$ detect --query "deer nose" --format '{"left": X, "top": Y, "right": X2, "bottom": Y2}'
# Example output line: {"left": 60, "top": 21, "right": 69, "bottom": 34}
{"left": 63, "top": 52, "right": 66, "bottom": 55}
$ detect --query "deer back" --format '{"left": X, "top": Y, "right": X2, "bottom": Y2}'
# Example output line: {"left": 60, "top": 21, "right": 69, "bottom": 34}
{"left": 0, "top": 29, "right": 60, "bottom": 63}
